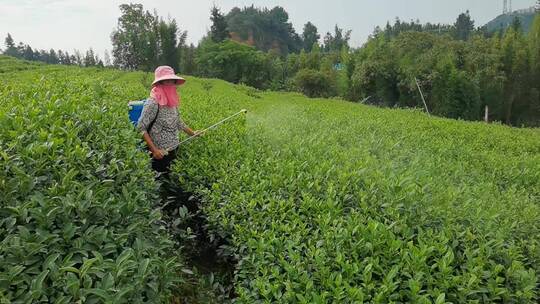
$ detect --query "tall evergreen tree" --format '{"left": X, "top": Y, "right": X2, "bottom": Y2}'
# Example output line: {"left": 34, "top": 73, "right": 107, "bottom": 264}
{"left": 64, "top": 51, "right": 72, "bottom": 65}
{"left": 323, "top": 25, "right": 351, "bottom": 52}
{"left": 180, "top": 43, "right": 197, "bottom": 75}
{"left": 49, "top": 49, "right": 59, "bottom": 64}
{"left": 454, "top": 11, "right": 474, "bottom": 40}
{"left": 512, "top": 16, "right": 522, "bottom": 33}
{"left": 210, "top": 6, "right": 229, "bottom": 42}
{"left": 302, "top": 22, "right": 320, "bottom": 52}
{"left": 84, "top": 48, "right": 97, "bottom": 66}
{"left": 23, "top": 46, "right": 34, "bottom": 61}
{"left": 4, "top": 33, "right": 18, "bottom": 57}
{"left": 158, "top": 18, "right": 181, "bottom": 71}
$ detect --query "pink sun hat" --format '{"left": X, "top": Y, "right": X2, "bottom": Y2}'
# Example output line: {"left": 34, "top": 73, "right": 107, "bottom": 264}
{"left": 152, "top": 65, "right": 186, "bottom": 86}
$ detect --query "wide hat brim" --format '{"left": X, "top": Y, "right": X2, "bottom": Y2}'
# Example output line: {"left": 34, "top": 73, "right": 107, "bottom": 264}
{"left": 152, "top": 74, "right": 186, "bottom": 86}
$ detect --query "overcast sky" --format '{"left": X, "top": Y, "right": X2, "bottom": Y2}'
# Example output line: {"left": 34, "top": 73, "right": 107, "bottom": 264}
{"left": 0, "top": 0, "right": 536, "bottom": 58}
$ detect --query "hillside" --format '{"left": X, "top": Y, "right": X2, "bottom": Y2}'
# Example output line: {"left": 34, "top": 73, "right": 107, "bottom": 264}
{"left": 485, "top": 7, "right": 537, "bottom": 33}
{"left": 1, "top": 56, "right": 540, "bottom": 303}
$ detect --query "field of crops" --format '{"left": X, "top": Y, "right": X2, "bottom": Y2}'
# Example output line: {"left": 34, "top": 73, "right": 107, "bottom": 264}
{"left": 1, "top": 55, "right": 540, "bottom": 303}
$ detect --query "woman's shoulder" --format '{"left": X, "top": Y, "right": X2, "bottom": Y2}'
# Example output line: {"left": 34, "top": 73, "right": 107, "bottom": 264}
{"left": 145, "top": 98, "right": 159, "bottom": 108}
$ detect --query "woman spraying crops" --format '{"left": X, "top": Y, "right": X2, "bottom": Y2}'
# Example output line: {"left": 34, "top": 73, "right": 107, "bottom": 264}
{"left": 138, "top": 66, "right": 201, "bottom": 175}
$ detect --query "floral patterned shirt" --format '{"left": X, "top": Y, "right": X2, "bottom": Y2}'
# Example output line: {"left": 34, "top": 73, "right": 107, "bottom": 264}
{"left": 137, "top": 99, "right": 186, "bottom": 151}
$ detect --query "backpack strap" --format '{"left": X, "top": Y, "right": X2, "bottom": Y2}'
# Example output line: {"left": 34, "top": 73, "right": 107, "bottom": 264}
{"left": 147, "top": 101, "right": 160, "bottom": 133}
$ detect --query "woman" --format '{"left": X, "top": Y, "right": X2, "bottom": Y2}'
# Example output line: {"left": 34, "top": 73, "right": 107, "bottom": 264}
{"left": 138, "top": 65, "right": 200, "bottom": 175}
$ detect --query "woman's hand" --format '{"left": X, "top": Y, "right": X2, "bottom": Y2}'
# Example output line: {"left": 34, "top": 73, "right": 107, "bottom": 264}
{"left": 194, "top": 130, "right": 204, "bottom": 137}
{"left": 184, "top": 127, "right": 203, "bottom": 137}
{"left": 152, "top": 149, "right": 166, "bottom": 160}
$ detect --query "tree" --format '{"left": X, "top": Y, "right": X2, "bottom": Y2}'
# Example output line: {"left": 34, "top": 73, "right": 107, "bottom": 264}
{"left": 323, "top": 25, "right": 351, "bottom": 52}
{"left": 104, "top": 50, "right": 112, "bottom": 66}
{"left": 63, "top": 51, "right": 72, "bottom": 65}
{"left": 454, "top": 11, "right": 474, "bottom": 41}
{"left": 196, "top": 40, "right": 271, "bottom": 88}
{"left": 49, "top": 49, "right": 59, "bottom": 64}
{"left": 501, "top": 28, "right": 530, "bottom": 124}
{"left": 4, "top": 33, "right": 19, "bottom": 57}
{"left": 302, "top": 22, "right": 320, "bottom": 52}
{"left": 73, "top": 50, "right": 83, "bottom": 66}
{"left": 226, "top": 5, "right": 301, "bottom": 54}
{"left": 527, "top": 14, "right": 540, "bottom": 124}
{"left": 111, "top": 3, "right": 159, "bottom": 70}
{"left": 512, "top": 16, "right": 522, "bottom": 33}
{"left": 210, "top": 6, "right": 229, "bottom": 42}
{"left": 84, "top": 48, "right": 97, "bottom": 66}
{"left": 294, "top": 69, "right": 337, "bottom": 98}
{"left": 180, "top": 43, "right": 197, "bottom": 75}
{"left": 180, "top": 43, "right": 197, "bottom": 74}
{"left": 22, "top": 46, "right": 34, "bottom": 61}
{"left": 158, "top": 18, "right": 181, "bottom": 71}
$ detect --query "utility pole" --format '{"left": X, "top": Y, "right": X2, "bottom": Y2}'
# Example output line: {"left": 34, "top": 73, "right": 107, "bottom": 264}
{"left": 415, "top": 77, "right": 430, "bottom": 116}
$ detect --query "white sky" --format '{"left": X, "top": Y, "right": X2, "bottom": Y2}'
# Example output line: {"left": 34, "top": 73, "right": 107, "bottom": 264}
{"left": 0, "top": 0, "right": 536, "bottom": 58}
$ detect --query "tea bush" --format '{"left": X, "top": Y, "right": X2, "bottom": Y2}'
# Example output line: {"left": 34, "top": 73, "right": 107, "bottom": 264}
{"left": 0, "top": 59, "right": 182, "bottom": 303}
{"left": 174, "top": 84, "right": 540, "bottom": 302}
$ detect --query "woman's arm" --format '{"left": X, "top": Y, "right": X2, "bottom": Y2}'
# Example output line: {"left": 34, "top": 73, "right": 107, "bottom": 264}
{"left": 182, "top": 126, "right": 197, "bottom": 136}
{"left": 138, "top": 101, "right": 165, "bottom": 159}
{"left": 142, "top": 131, "right": 164, "bottom": 160}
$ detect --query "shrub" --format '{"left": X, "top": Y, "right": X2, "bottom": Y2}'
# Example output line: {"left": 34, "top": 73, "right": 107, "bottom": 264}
{"left": 293, "top": 68, "right": 337, "bottom": 98}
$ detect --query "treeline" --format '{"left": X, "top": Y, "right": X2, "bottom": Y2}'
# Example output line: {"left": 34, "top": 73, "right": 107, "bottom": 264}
{"left": 108, "top": 4, "right": 540, "bottom": 126}
{"left": 3, "top": 3, "right": 539, "bottom": 126}
{"left": 2, "top": 33, "right": 109, "bottom": 67}
{"left": 109, "top": 4, "right": 353, "bottom": 89}
{"left": 352, "top": 12, "right": 540, "bottom": 126}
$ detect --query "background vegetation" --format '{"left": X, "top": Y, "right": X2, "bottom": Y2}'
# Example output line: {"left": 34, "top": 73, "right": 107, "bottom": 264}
{"left": 3, "top": 3, "right": 540, "bottom": 126}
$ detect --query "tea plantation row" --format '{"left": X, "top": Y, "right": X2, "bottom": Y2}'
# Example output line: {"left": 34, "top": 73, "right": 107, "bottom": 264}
{"left": 173, "top": 81, "right": 540, "bottom": 302}
{"left": 0, "top": 59, "right": 183, "bottom": 303}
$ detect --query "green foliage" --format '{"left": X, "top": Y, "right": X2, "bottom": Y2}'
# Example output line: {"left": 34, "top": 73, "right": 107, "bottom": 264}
{"left": 0, "top": 59, "right": 182, "bottom": 302}
{"left": 111, "top": 4, "right": 159, "bottom": 70}
{"left": 293, "top": 69, "right": 336, "bottom": 98}
{"left": 454, "top": 11, "right": 475, "bottom": 40}
{"left": 323, "top": 25, "right": 352, "bottom": 52}
{"left": 381, "top": 18, "right": 454, "bottom": 39}
{"left": 225, "top": 5, "right": 302, "bottom": 54}
{"left": 2, "top": 34, "right": 97, "bottom": 67}
{"left": 350, "top": 26, "right": 540, "bottom": 126}
{"left": 196, "top": 40, "right": 271, "bottom": 89}
{"left": 210, "top": 6, "right": 230, "bottom": 43}
{"left": 3, "top": 34, "right": 17, "bottom": 58}
{"left": 172, "top": 74, "right": 540, "bottom": 303}
{"left": 302, "top": 22, "right": 320, "bottom": 52}
{"left": 157, "top": 19, "right": 183, "bottom": 72}
{"left": 110, "top": 3, "right": 187, "bottom": 72}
